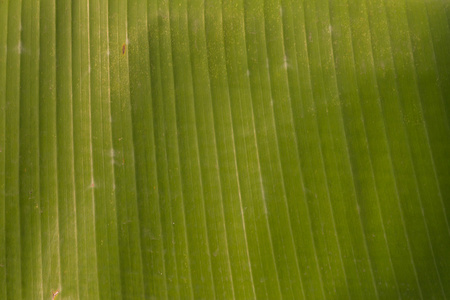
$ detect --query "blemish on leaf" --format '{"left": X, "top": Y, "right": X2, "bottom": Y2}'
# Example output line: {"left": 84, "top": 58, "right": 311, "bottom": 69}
{"left": 122, "top": 43, "right": 126, "bottom": 55}
{"left": 52, "top": 290, "right": 60, "bottom": 300}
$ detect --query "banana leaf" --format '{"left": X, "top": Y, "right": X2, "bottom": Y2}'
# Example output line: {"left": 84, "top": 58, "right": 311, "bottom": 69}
{"left": 1, "top": 0, "right": 449, "bottom": 298}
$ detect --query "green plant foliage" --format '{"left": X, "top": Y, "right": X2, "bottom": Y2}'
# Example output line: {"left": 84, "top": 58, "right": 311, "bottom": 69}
{"left": 1, "top": 0, "right": 449, "bottom": 298}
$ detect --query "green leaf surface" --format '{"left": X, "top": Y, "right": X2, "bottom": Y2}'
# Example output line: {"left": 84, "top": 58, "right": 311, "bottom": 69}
{"left": 1, "top": 0, "right": 449, "bottom": 298}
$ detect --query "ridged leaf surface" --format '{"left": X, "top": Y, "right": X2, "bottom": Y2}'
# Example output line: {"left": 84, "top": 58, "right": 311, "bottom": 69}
{"left": 1, "top": 0, "right": 449, "bottom": 298}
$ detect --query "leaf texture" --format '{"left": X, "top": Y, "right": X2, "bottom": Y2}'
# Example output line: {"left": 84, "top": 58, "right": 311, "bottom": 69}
{"left": 1, "top": 0, "right": 449, "bottom": 298}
